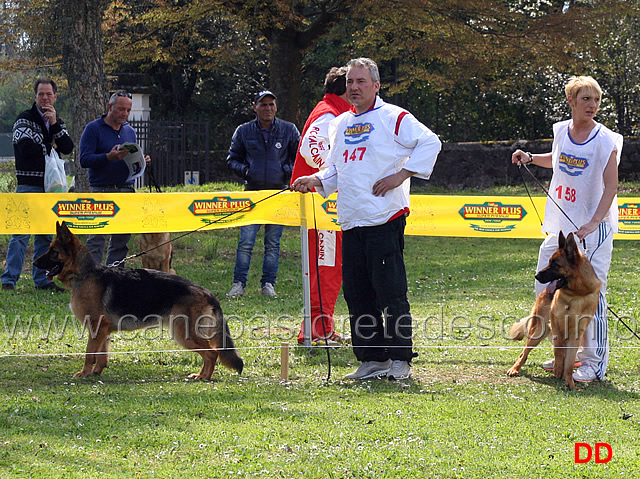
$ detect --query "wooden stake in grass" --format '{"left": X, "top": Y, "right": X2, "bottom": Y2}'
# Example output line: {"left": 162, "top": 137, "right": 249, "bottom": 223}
{"left": 280, "top": 342, "right": 289, "bottom": 382}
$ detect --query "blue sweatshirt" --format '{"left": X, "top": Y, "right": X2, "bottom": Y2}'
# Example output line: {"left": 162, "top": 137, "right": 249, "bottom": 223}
{"left": 79, "top": 116, "right": 138, "bottom": 186}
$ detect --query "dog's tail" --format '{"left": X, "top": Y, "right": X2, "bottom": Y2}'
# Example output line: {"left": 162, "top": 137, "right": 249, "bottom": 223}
{"left": 212, "top": 315, "right": 244, "bottom": 374}
{"left": 508, "top": 317, "right": 529, "bottom": 341}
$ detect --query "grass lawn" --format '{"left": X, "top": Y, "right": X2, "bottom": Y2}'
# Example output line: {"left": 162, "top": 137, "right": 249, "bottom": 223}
{"left": 0, "top": 182, "right": 639, "bottom": 477}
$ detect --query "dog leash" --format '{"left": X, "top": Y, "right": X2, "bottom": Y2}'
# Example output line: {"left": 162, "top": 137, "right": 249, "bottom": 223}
{"left": 110, "top": 183, "right": 337, "bottom": 378}
{"left": 105, "top": 163, "right": 164, "bottom": 267}
{"left": 608, "top": 305, "right": 640, "bottom": 341}
{"left": 517, "top": 163, "right": 544, "bottom": 231}
{"left": 518, "top": 160, "right": 587, "bottom": 251}
{"left": 107, "top": 186, "right": 292, "bottom": 268}
{"left": 517, "top": 160, "right": 640, "bottom": 341}
{"left": 145, "top": 163, "right": 163, "bottom": 193}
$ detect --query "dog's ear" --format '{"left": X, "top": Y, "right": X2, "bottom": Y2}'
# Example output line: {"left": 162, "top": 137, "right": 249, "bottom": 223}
{"left": 565, "top": 232, "right": 578, "bottom": 262}
{"left": 57, "top": 221, "right": 72, "bottom": 241}
{"left": 558, "top": 230, "right": 566, "bottom": 249}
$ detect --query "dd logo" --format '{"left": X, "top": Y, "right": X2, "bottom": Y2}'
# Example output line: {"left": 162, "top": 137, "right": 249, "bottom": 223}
{"left": 574, "top": 443, "right": 612, "bottom": 464}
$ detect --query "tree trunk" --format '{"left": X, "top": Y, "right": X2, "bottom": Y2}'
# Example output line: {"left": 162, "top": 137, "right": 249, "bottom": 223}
{"left": 59, "top": 0, "right": 110, "bottom": 193}
{"left": 267, "top": 29, "right": 303, "bottom": 124}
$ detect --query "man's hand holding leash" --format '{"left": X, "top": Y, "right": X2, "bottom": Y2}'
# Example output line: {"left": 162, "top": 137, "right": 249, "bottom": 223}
{"left": 292, "top": 175, "right": 321, "bottom": 193}
{"left": 293, "top": 169, "right": 415, "bottom": 197}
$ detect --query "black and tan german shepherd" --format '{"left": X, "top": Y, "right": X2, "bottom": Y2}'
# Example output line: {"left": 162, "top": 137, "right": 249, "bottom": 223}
{"left": 34, "top": 222, "right": 243, "bottom": 380}
{"left": 506, "top": 231, "right": 601, "bottom": 390}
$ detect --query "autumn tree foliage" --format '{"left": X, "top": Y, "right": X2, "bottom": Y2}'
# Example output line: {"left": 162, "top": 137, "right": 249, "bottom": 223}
{"left": 2, "top": 0, "right": 640, "bottom": 148}
{"left": 100, "top": 0, "right": 640, "bottom": 138}
{"left": 353, "top": 0, "right": 640, "bottom": 139}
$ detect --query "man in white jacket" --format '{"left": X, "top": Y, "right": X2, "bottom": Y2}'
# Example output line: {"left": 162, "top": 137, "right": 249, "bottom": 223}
{"left": 293, "top": 57, "right": 442, "bottom": 380}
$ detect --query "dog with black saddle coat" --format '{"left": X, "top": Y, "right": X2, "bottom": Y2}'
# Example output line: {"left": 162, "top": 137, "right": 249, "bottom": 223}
{"left": 34, "top": 221, "right": 243, "bottom": 379}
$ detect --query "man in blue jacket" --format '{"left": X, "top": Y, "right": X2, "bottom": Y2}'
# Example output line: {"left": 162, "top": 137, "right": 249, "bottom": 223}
{"left": 79, "top": 91, "right": 149, "bottom": 266}
{"left": 226, "top": 90, "right": 300, "bottom": 298}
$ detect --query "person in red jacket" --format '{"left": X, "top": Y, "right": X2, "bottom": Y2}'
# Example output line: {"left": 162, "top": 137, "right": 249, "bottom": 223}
{"left": 291, "top": 66, "right": 351, "bottom": 344}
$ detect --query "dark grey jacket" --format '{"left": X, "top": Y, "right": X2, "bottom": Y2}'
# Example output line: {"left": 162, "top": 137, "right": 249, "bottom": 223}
{"left": 226, "top": 117, "right": 300, "bottom": 190}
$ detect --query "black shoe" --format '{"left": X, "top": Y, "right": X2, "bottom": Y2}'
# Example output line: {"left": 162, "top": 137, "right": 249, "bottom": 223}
{"left": 35, "top": 283, "right": 65, "bottom": 292}
{"left": 1, "top": 283, "right": 15, "bottom": 291}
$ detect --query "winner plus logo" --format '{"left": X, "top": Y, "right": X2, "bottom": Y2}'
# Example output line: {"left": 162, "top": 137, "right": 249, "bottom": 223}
{"left": 344, "top": 122, "right": 374, "bottom": 145}
{"left": 321, "top": 198, "right": 339, "bottom": 225}
{"left": 52, "top": 198, "right": 119, "bottom": 230}
{"left": 559, "top": 152, "right": 589, "bottom": 177}
{"left": 618, "top": 203, "right": 640, "bottom": 235}
{"left": 458, "top": 201, "right": 526, "bottom": 233}
{"left": 189, "top": 196, "right": 254, "bottom": 224}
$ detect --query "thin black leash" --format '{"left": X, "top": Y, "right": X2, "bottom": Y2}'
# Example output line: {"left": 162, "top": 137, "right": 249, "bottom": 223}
{"left": 609, "top": 306, "right": 640, "bottom": 341}
{"left": 108, "top": 186, "right": 291, "bottom": 267}
{"left": 310, "top": 192, "right": 332, "bottom": 381}
{"left": 146, "top": 163, "right": 163, "bottom": 193}
{"left": 519, "top": 161, "right": 586, "bottom": 251}
{"left": 517, "top": 160, "right": 640, "bottom": 341}
{"left": 517, "top": 163, "right": 544, "bottom": 231}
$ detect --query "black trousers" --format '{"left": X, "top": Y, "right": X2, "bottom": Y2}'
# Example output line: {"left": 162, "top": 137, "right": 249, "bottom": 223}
{"left": 342, "top": 215, "right": 414, "bottom": 362}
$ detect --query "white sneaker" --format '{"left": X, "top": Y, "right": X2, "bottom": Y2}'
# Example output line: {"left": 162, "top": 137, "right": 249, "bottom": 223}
{"left": 226, "top": 282, "right": 245, "bottom": 298}
{"left": 344, "top": 360, "right": 391, "bottom": 380}
{"left": 542, "top": 358, "right": 582, "bottom": 372}
{"left": 387, "top": 360, "right": 412, "bottom": 381}
{"left": 261, "top": 282, "right": 277, "bottom": 297}
{"left": 573, "top": 364, "right": 600, "bottom": 383}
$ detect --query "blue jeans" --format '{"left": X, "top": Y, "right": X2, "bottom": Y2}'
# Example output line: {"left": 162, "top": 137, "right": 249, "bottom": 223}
{"left": 85, "top": 185, "right": 133, "bottom": 266}
{"left": 1, "top": 185, "right": 53, "bottom": 287}
{"left": 233, "top": 224, "right": 284, "bottom": 287}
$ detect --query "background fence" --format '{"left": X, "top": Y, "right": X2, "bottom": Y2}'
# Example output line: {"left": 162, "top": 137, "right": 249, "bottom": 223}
{"left": 129, "top": 119, "right": 213, "bottom": 187}
{"left": 2, "top": 123, "right": 639, "bottom": 189}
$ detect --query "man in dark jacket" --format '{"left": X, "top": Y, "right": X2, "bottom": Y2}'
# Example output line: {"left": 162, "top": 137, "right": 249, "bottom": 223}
{"left": 226, "top": 90, "right": 300, "bottom": 298}
{"left": 1, "top": 78, "right": 74, "bottom": 292}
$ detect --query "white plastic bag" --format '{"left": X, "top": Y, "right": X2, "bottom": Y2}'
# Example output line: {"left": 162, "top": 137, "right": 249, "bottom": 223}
{"left": 44, "top": 148, "right": 68, "bottom": 193}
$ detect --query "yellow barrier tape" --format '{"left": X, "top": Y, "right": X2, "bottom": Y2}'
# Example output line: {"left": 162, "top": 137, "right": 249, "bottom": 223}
{"left": 2, "top": 191, "right": 640, "bottom": 239}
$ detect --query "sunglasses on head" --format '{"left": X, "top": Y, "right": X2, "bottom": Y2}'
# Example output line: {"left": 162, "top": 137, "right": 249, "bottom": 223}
{"left": 115, "top": 90, "right": 132, "bottom": 98}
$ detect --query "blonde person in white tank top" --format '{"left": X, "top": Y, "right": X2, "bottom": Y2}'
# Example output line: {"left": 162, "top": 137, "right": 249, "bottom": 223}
{"left": 512, "top": 76, "right": 622, "bottom": 384}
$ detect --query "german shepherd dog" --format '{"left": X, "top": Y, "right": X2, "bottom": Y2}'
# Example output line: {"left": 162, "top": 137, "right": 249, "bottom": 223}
{"left": 506, "top": 232, "right": 601, "bottom": 390}
{"left": 139, "top": 233, "right": 176, "bottom": 274}
{"left": 34, "top": 222, "right": 243, "bottom": 380}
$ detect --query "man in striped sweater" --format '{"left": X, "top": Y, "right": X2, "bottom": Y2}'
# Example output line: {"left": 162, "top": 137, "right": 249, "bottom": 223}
{"left": 2, "top": 79, "right": 74, "bottom": 292}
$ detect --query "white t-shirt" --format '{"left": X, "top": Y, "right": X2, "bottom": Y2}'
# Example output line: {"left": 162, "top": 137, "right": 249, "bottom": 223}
{"left": 543, "top": 119, "right": 623, "bottom": 234}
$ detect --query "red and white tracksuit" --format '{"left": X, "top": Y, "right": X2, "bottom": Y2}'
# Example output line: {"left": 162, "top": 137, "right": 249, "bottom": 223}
{"left": 291, "top": 93, "right": 351, "bottom": 342}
